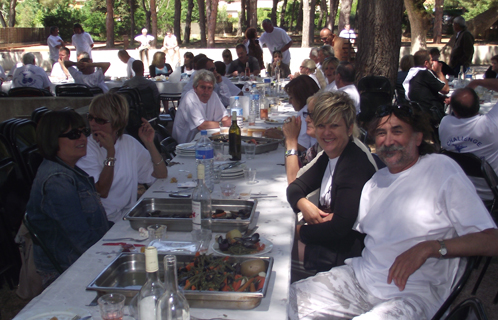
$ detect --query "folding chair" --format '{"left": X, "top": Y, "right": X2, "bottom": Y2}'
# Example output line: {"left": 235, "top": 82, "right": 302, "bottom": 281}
{"left": 55, "top": 84, "right": 93, "bottom": 97}
{"left": 8, "top": 87, "right": 52, "bottom": 97}
{"left": 445, "top": 297, "right": 488, "bottom": 320}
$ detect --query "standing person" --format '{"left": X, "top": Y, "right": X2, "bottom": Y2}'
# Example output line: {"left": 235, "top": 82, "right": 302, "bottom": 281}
{"left": 135, "top": 28, "right": 154, "bottom": 66}
{"left": 12, "top": 53, "right": 51, "bottom": 91}
{"left": 320, "top": 28, "right": 343, "bottom": 61}
{"left": 117, "top": 50, "right": 135, "bottom": 79}
{"left": 450, "top": 16, "right": 475, "bottom": 75}
{"left": 161, "top": 30, "right": 181, "bottom": 67}
{"left": 259, "top": 19, "right": 293, "bottom": 65}
{"left": 72, "top": 23, "right": 94, "bottom": 59}
{"left": 244, "top": 27, "right": 264, "bottom": 70}
{"left": 50, "top": 47, "right": 73, "bottom": 81}
{"left": 47, "top": 26, "right": 65, "bottom": 66}
{"left": 338, "top": 24, "right": 356, "bottom": 44}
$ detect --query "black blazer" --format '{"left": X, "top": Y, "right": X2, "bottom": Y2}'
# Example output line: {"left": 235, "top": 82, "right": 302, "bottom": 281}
{"left": 287, "top": 140, "right": 376, "bottom": 253}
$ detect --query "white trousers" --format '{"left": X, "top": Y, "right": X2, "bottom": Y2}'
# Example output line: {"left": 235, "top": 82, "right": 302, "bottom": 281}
{"left": 288, "top": 265, "right": 428, "bottom": 320}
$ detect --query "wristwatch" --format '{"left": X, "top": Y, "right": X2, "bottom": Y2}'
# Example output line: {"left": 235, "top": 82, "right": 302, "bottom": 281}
{"left": 285, "top": 149, "right": 298, "bottom": 158}
{"left": 103, "top": 157, "right": 116, "bottom": 167}
{"left": 438, "top": 240, "right": 448, "bottom": 258}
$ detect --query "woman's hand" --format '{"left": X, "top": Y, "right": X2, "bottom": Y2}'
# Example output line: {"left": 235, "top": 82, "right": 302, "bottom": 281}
{"left": 283, "top": 116, "right": 301, "bottom": 141}
{"left": 297, "top": 198, "right": 330, "bottom": 224}
{"left": 93, "top": 131, "right": 115, "bottom": 156}
{"left": 138, "top": 118, "right": 155, "bottom": 145}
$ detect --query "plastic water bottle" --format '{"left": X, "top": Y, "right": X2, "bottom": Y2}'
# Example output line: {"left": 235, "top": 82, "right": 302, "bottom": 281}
{"left": 195, "top": 131, "right": 214, "bottom": 192}
{"left": 249, "top": 94, "right": 259, "bottom": 125}
{"left": 465, "top": 68, "right": 473, "bottom": 81}
{"left": 231, "top": 96, "right": 243, "bottom": 117}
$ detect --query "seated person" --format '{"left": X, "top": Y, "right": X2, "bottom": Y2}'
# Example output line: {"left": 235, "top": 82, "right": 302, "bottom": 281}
{"left": 12, "top": 52, "right": 51, "bottom": 91}
{"left": 173, "top": 69, "right": 231, "bottom": 144}
{"left": 440, "top": 83, "right": 498, "bottom": 205}
{"left": 336, "top": 61, "right": 361, "bottom": 114}
{"left": 309, "top": 47, "right": 320, "bottom": 68}
{"left": 291, "top": 59, "right": 326, "bottom": 89}
{"left": 287, "top": 90, "right": 378, "bottom": 272}
{"left": 76, "top": 93, "right": 168, "bottom": 223}
{"left": 396, "top": 54, "right": 414, "bottom": 104}
{"left": 221, "top": 49, "right": 233, "bottom": 74}
{"left": 244, "top": 27, "right": 265, "bottom": 70}
{"left": 214, "top": 61, "right": 227, "bottom": 80}
{"left": 123, "top": 60, "right": 160, "bottom": 110}
{"left": 161, "top": 30, "right": 181, "bottom": 66}
{"left": 181, "top": 51, "right": 194, "bottom": 75}
{"left": 322, "top": 57, "right": 339, "bottom": 91}
{"left": 149, "top": 51, "right": 173, "bottom": 77}
{"left": 50, "top": 47, "right": 74, "bottom": 81}
{"left": 429, "top": 47, "right": 454, "bottom": 77}
{"left": 317, "top": 45, "right": 334, "bottom": 69}
{"left": 214, "top": 61, "right": 242, "bottom": 97}
{"left": 64, "top": 52, "right": 110, "bottom": 93}
{"left": 26, "top": 110, "right": 110, "bottom": 287}
{"left": 117, "top": 49, "right": 135, "bottom": 78}
{"left": 289, "top": 104, "right": 498, "bottom": 320}
{"left": 227, "top": 44, "right": 261, "bottom": 77}
{"left": 270, "top": 50, "right": 291, "bottom": 79}
{"left": 484, "top": 55, "right": 498, "bottom": 79}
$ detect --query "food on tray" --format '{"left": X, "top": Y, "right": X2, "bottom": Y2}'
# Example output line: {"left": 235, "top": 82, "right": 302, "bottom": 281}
{"left": 217, "top": 230, "right": 265, "bottom": 255}
{"left": 246, "top": 139, "right": 259, "bottom": 145}
{"left": 170, "top": 177, "right": 178, "bottom": 183}
{"left": 187, "top": 173, "right": 193, "bottom": 179}
{"left": 146, "top": 208, "right": 251, "bottom": 220}
{"left": 177, "top": 254, "right": 266, "bottom": 292}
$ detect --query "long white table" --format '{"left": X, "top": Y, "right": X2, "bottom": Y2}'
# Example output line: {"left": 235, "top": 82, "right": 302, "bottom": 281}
{"left": 14, "top": 137, "right": 295, "bottom": 320}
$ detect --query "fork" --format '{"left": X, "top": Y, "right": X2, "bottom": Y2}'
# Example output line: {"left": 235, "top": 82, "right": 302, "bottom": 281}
{"left": 102, "top": 237, "right": 148, "bottom": 242}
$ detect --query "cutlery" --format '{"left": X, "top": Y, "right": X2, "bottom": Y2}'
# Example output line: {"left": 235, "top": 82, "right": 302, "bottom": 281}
{"left": 251, "top": 195, "right": 278, "bottom": 198}
{"left": 102, "top": 237, "right": 148, "bottom": 242}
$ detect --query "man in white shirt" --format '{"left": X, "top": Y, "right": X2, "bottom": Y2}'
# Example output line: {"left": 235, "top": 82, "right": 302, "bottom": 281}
{"left": 336, "top": 62, "right": 360, "bottom": 113}
{"left": 339, "top": 24, "right": 356, "bottom": 44}
{"left": 173, "top": 69, "right": 231, "bottom": 144}
{"left": 440, "top": 82, "right": 498, "bottom": 203}
{"left": 47, "top": 26, "right": 65, "bottom": 65}
{"left": 161, "top": 30, "right": 180, "bottom": 66}
{"left": 64, "top": 52, "right": 110, "bottom": 92}
{"left": 12, "top": 53, "right": 51, "bottom": 91}
{"left": 135, "top": 28, "right": 154, "bottom": 66}
{"left": 289, "top": 104, "right": 498, "bottom": 320}
{"left": 117, "top": 50, "right": 136, "bottom": 78}
{"left": 71, "top": 23, "right": 94, "bottom": 59}
{"left": 259, "top": 19, "right": 293, "bottom": 65}
{"left": 50, "top": 47, "right": 73, "bottom": 81}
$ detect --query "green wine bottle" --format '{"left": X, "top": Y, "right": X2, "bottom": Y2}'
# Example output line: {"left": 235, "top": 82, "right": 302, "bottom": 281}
{"left": 229, "top": 111, "right": 241, "bottom": 161}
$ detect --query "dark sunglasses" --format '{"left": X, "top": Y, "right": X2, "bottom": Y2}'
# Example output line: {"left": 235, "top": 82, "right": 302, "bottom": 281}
{"left": 87, "top": 113, "right": 110, "bottom": 125}
{"left": 303, "top": 111, "right": 313, "bottom": 118}
{"left": 59, "top": 127, "right": 91, "bottom": 140}
{"left": 375, "top": 104, "right": 414, "bottom": 118}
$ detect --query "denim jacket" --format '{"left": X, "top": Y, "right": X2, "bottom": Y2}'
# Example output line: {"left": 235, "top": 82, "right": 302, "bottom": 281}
{"left": 26, "top": 157, "right": 110, "bottom": 274}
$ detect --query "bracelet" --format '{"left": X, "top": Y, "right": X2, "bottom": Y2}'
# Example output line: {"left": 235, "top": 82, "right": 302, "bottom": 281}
{"left": 153, "top": 158, "right": 164, "bottom": 166}
{"left": 103, "top": 157, "right": 116, "bottom": 167}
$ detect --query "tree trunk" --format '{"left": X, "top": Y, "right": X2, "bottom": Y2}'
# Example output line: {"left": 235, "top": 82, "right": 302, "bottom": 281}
{"left": 174, "top": 0, "right": 181, "bottom": 44}
{"left": 0, "top": 12, "right": 6, "bottom": 28}
{"left": 338, "top": 0, "right": 353, "bottom": 32}
{"left": 106, "top": 0, "right": 114, "bottom": 47}
{"left": 237, "top": 0, "right": 246, "bottom": 36}
{"left": 302, "top": 0, "right": 311, "bottom": 47}
{"left": 317, "top": 0, "right": 327, "bottom": 30}
{"left": 197, "top": 0, "right": 207, "bottom": 46}
{"left": 404, "top": 0, "right": 431, "bottom": 53}
{"left": 433, "top": 0, "right": 443, "bottom": 44}
{"left": 356, "top": 0, "right": 404, "bottom": 86}
{"left": 184, "top": 0, "right": 194, "bottom": 43}
{"left": 207, "top": 0, "right": 219, "bottom": 47}
{"left": 150, "top": 0, "right": 157, "bottom": 47}
{"left": 271, "top": 0, "right": 279, "bottom": 26}
{"left": 141, "top": 0, "right": 151, "bottom": 32}
{"left": 327, "top": 0, "right": 339, "bottom": 31}
{"left": 249, "top": 0, "right": 257, "bottom": 28}
{"left": 309, "top": 0, "right": 316, "bottom": 45}
{"left": 289, "top": 1, "right": 296, "bottom": 30}
{"left": 279, "top": 0, "right": 287, "bottom": 28}
{"left": 8, "top": 0, "right": 16, "bottom": 27}
{"left": 467, "top": 5, "right": 498, "bottom": 38}
{"left": 296, "top": 0, "right": 303, "bottom": 32}
{"left": 129, "top": 0, "right": 135, "bottom": 46}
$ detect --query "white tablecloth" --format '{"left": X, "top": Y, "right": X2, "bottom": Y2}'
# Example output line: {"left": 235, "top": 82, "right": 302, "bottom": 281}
{"left": 14, "top": 142, "right": 295, "bottom": 320}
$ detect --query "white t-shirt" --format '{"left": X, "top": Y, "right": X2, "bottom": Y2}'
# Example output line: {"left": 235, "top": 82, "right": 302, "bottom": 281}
{"left": 319, "top": 157, "right": 339, "bottom": 207}
{"left": 338, "top": 83, "right": 360, "bottom": 114}
{"left": 297, "top": 105, "right": 317, "bottom": 149}
{"left": 135, "top": 34, "right": 154, "bottom": 49}
{"left": 72, "top": 32, "right": 94, "bottom": 58}
{"left": 325, "top": 80, "right": 337, "bottom": 92}
{"left": 259, "top": 27, "right": 292, "bottom": 64}
{"left": 12, "top": 64, "right": 51, "bottom": 90}
{"left": 68, "top": 67, "right": 109, "bottom": 92}
{"left": 76, "top": 134, "right": 156, "bottom": 223}
{"left": 126, "top": 57, "right": 136, "bottom": 78}
{"left": 308, "top": 73, "right": 320, "bottom": 88}
{"left": 163, "top": 34, "right": 178, "bottom": 49}
{"left": 47, "top": 34, "right": 63, "bottom": 62}
{"left": 181, "top": 73, "right": 232, "bottom": 107}
{"left": 0, "top": 65, "right": 6, "bottom": 81}
{"left": 50, "top": 62, "right": 74, "bottom": 81}
{"left": 349, "top": 154, "right": 496, "bottom": 319}
{"left": 439, "top": 103, "right": 498, "bottom": 201}
{"left": 173, "top": 89, "right": 228, "bottom": 144}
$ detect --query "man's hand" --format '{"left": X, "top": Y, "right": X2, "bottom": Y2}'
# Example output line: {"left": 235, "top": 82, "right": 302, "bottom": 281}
{"left": 297, "top": 198, "right": 329, "bottom": 224}
{"left": 387, "top": 241, "right": 437, "bottom": 291}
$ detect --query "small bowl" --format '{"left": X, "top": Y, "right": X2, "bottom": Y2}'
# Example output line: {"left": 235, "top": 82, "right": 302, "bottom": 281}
{"left": 220, "top": 183, "right": 236, "bottom": 199}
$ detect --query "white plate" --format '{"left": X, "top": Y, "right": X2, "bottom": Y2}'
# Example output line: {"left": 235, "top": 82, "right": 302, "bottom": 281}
{"left": 176, "top": 142, "right": 197, "bottom": 150}
{"left": 264, "top": 119, "right": 285, "bottom": 125}
{"left": 24, "top": 308, "right": 92, "bottom": 320}
{"left": 212, "top": 237, "right": 273, "bottom": 256}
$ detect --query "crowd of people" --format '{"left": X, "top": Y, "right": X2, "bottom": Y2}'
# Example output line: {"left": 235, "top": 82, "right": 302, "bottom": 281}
{"left": 6, "top": 15, "right": 498, "bottom": 320}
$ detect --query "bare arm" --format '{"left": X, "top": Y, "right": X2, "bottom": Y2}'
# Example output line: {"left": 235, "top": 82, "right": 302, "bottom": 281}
{"left": 91, "top": 131, "right": 116, "bottom": 198}
{"left": 388, "top": 228, "right": 498, "bottom": 291}
{"left": 220, "top": 116, "right": 232, "bottom": 127}
{"left": 432, "top": 61, "right": 449, "bottom": 94}
{"left": 138, "top": 118, "right": 168, "bottom": 179}
{"left": 281, "top": 40, "right": 293, "bottom": 53}
{"left": 284, "top": 116, "right": 301, "bottom": 184}
{"left": 198, "top": 120, "right": 221, "bottom": 131}
{"left": 467, "top": 79, "right": 498, "bottom": 91}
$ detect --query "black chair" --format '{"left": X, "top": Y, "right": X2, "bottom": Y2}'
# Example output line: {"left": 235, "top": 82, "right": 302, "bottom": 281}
{"left": 89, "top": 86, "right": 104, "bottom": 96}
{"left": 444, "top": 297, "right": 488, "bottom": 320}
{"left": 23, "top": 213, "right": 64, "bottom": 274}
{"left": 159, "top": 136, "right": 178, "bottom": 160}
{"left": 31, "top": 107, "right": 50, "bottom": 125}
{"left": 8, "top": 87, "right": 52, "bottom": 97}
{"left": 159, "top": 92, "right": 181, "bottom": 115}
{"left": 55, "top": 84, "right": 93, "bottom": 97}
{"left": 431, "top": 256, "right": 477, "bottom": 320}
{"left": 0, "top": 91, "right": 8, "bottom": 97}
{"left": 357, "top": 76, "right": 393, "bottom": 124}
{"left": 0, "top": 210, "right": 21, "bottom": 289}
{"left": 117, "top": 87, "right": 144, "bottom": 142}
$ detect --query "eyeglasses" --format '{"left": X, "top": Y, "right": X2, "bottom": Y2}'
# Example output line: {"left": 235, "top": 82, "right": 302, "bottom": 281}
{"left": 375, "top": 104, "right": 415, "bottom": 118}
{"left": 87, "top": 113, "right": 110, "bottom": 125}
{"left": 303, "top": 111, "right": 313, "bottom": 118}
{"left": 59, "top": 127, "right": 91, "bottom": 140}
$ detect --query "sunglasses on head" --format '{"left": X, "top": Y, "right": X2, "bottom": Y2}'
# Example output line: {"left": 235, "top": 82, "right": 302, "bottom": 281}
{"left": 303, "top": 111, "right": 313, "bottom": 118}
{"left": 59, "top": 127, "right": 91, "bottom": 140}
{"left": 87, "top": 113, "right": 110, "bottom": 125}
{"left": 375, "top": 104, "right": 415, "bottom": 118}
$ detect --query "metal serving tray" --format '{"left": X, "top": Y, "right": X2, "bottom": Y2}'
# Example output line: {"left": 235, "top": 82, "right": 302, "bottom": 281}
{"left": 211, "top": 135, "right": 281, "bottom": 154}
{"left": 87, "top": 252, "right": 273, "bottom": 310}
{"left": 124, "top": 198, "right": 258, "bottom": 232}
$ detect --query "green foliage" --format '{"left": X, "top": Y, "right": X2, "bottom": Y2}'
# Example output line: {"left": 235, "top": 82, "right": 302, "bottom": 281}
{"left": 459, "top": 0, "right": 498, "bottom": 20}
{"left": 42, "top": 0, "right": 82, "bottom": 39}
{"left": 257, "top": 8, "right": 271, "bottom": 26}
{"left": 16, "top": 0, "right": 44, "bottom": 27}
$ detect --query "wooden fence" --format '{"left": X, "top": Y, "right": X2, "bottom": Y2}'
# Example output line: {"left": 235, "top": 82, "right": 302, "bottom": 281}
{"left": 0, "top": 28, "right": 48, "bottom": 47}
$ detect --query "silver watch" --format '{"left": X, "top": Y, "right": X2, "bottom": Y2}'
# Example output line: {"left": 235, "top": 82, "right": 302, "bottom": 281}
{"left": 438, "top": 240, "right": 448, "bottom": 257}
{"left": 285, "top": 149, "right": 298, "bottom": 158}
{"left": 103, "top": 157, "right": 116, "bottom": 167}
